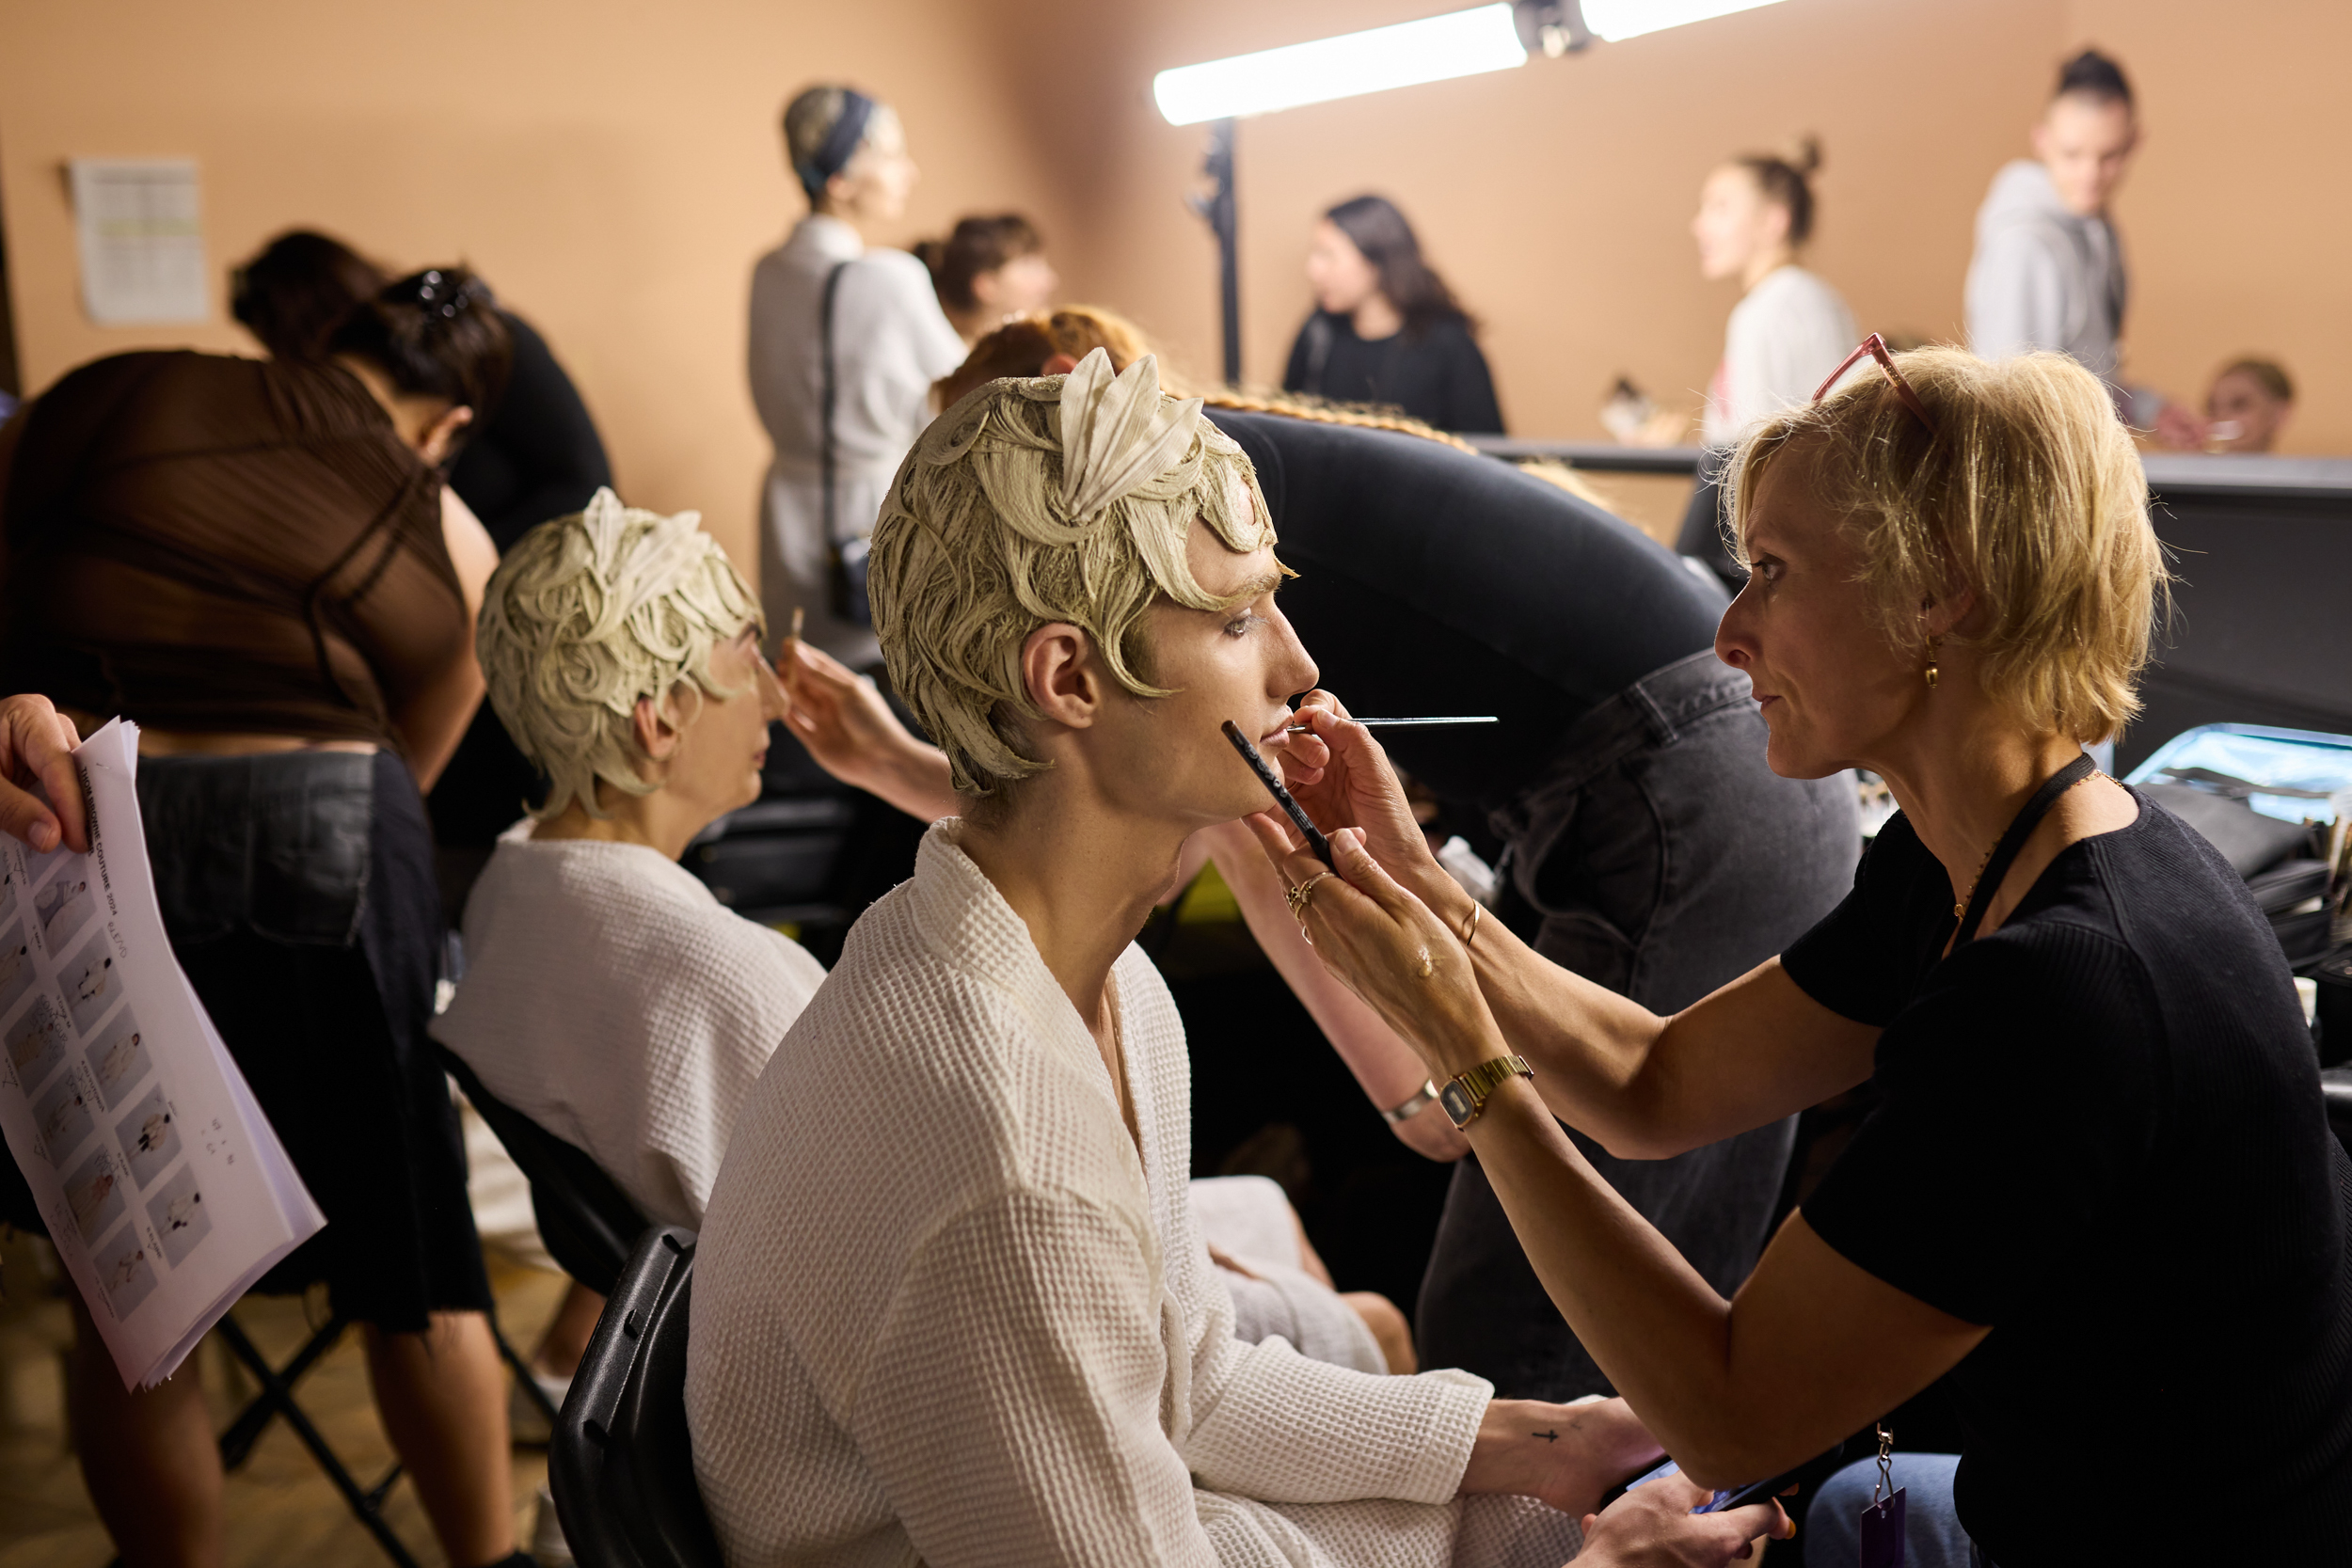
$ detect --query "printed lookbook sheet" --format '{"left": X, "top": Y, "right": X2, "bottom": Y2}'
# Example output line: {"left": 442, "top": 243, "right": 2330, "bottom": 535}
{"left": 0, "top": 720, "right": 324, "bottom": 1388}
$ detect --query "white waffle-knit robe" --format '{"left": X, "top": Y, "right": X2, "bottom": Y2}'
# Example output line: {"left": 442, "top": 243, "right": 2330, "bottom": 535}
{"left": 429, "top": 826, "right": 827, "bottom": 1228}
{"left": 686, "top": 822, "right": 1583, "bottom": 1567}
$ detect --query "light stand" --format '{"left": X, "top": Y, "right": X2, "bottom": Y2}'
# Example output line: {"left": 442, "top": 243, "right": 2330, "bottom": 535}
{"left": 1186, "top": 119, "right": 1242, "bottom": 387}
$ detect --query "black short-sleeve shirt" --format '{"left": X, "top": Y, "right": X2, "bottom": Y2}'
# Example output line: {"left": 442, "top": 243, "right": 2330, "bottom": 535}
{"left": 1784, "top": 794, "right": 2352, "bottom": 1564}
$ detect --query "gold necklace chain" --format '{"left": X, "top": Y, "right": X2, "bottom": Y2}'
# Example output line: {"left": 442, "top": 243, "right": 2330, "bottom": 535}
{"left": 1951, "top": 769, "right": 2105, "bottom": 920}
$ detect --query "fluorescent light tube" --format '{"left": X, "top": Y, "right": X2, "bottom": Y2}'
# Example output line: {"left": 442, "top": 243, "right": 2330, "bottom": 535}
{"left": 1152, "top": 4, "right": 1527, "bottom": 126}
{"left": 1580, "top": 0, "right": 1792, "bottom": 42}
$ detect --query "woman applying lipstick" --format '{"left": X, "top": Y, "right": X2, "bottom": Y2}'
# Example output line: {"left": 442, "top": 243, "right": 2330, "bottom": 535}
{"left": 1252, "top": 344, "right": 2352, "bottom": 1565}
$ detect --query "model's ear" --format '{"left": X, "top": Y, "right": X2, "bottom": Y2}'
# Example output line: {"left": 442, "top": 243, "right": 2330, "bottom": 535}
{"left": 632, "top": 688, "right": 685, "bottom": 763}
{"left": 1041, "top": 352, "right": 1080, "bottom": 376}
{"left": 1019, "top": 622, "right": 1102, "bottom": 731}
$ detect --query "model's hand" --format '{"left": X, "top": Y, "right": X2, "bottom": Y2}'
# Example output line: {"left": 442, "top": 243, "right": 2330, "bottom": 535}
{"left": 1461, "top": 1396, "right": 1663, "bottom": 1519}
{"left": 1577, "top": 1472, "right": 1792, "bottom": 1566}
{"left": 1244, "top": 816, "right": 1489, "bottom": 1080}
{"left": 773, "top": 639, "right": 958, "bottom": 821}
{"left": 0, "top": 694, "right": 87, "bottom": 853}
{"left": 1276, "top": 696, "right": 1447, "bottom": 901}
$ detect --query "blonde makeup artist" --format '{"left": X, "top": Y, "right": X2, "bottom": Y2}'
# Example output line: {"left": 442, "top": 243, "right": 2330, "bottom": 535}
{"left": 1251, "top": 344, "right": 2352, "bottom": 1566}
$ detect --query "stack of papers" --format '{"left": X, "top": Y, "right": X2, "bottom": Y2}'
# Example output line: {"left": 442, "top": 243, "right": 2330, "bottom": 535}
{"left": 0, "top": 720, "right": 323, "bottom": 1388}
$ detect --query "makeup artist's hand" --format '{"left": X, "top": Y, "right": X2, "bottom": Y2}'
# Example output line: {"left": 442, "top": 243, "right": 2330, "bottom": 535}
{"left": 773, "top": 639, "right": 960, "bottom": 822}
{"left": 0, "top": 694, "right": 87, "bottom": 854}
{"left": 1245, "top": 815, "right": 1494, "bottom": 1083}
{"left": 1279, "top": 694, "right": 1449, "bottom": 904}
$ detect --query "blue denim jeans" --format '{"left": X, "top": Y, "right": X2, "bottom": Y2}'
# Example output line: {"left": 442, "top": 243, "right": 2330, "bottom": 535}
{"left": 1807, "top": 1454, "right": 1991, "bottom": 1568}
{"left": 1414, "top": 651, "right": 1862, "bottom": 1399}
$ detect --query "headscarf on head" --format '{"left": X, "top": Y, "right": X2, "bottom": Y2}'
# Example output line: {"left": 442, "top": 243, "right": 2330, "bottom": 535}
{"left": 795, "top": 89, "right": 877, "bottom": 201}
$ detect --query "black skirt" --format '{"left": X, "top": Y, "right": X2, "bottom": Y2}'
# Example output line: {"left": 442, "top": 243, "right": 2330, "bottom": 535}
{"left": 4, "top": 749, "right": 490, "bottom": 1331}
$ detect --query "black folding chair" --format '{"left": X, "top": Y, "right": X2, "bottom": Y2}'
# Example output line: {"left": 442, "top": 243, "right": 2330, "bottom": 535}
{"left": 440, "top": 1045, "right": 651, "bottom": 1298}
{"left": 549, "top": 1227, "right": 723, "bottom": 1568}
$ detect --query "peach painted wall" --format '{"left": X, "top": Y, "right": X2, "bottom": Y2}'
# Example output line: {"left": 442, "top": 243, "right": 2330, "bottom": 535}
{"left": 2, "top": 0, "right": 2343, "bottom": 603}
{"left": 0, "top": 0, "right": 1085, "bottom": 574}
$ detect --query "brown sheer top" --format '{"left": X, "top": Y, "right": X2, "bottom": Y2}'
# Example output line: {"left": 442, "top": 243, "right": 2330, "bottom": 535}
{"left": 0, "top": 351, "right": 467, "bottom": 749}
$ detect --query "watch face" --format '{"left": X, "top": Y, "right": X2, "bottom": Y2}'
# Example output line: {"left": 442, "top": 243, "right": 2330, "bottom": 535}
{"left": 1438, "top": 1082, "right": 1477, "bottom": 1128}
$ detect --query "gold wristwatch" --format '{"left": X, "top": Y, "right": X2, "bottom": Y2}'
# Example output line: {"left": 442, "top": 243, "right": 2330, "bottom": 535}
{"left": 1437, "top": 1054, "right": 1534, "bottom": 1129}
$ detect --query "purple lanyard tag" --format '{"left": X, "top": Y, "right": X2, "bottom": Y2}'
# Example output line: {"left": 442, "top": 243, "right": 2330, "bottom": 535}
{"left": 1858, "top": 1423, "right": 1905, "bottom": 1568}
{"left": 1859, "top": 1485, "right": 1907, "bottom": 1568}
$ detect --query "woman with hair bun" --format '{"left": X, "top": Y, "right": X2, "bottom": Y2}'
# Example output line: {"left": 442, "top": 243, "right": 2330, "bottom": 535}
{"left": 913, "top": 214, "right": 1060, "bottom": 343}
{"left": 1283, "top": 195, "right": 1503, "bottom": 435}
{"left": 750, "top": 83, "right": 965, "bottom": 671}
{"left": 0, "top": 271, "right": 535, "bottom": 1567}
{"left": 1692, "top": 140, "right": 1856, "bottom": 445}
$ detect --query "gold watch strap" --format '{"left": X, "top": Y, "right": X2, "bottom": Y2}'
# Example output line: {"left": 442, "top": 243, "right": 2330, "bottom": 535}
{"left": 1438, "top": 1053, "right": 1533, "bottom": 1129}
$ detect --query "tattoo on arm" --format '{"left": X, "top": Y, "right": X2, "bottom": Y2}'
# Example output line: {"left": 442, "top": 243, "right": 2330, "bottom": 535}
{"left": 1534, "top": 1429, "right": 1558, "bottom": 1443}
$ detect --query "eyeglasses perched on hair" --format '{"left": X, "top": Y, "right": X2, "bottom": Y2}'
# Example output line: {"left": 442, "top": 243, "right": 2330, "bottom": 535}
{"left": 384, "top": 268, "right": 483, "bottom": 322}
{"left": 1814, "top": 333, "right": 1937, "bottom": 436}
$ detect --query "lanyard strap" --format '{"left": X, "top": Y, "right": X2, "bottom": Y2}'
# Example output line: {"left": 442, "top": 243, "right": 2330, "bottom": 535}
{"left": 1953, "top": 752, "right": 2097, "bottom": 947}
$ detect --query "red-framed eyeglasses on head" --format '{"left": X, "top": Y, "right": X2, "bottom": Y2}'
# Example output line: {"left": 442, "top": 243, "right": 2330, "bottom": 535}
{"left": 1814, "top": 333, "right": 1937, "bottom": 436}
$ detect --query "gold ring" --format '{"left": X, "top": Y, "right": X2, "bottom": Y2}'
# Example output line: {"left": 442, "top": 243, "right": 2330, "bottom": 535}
{"left": 1285, "top": 871, "right": 1335, "bottom": 920}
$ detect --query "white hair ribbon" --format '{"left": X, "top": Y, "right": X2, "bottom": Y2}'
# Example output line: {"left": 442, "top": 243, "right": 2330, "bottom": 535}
{"left": 1056, "top": 349, "right": 1202, "bottom": 522}
{"left": 578, "top": 486, "right": 712, "bottom": 626}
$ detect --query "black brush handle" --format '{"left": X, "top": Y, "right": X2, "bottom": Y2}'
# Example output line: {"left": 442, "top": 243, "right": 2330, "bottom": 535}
{"left": 1222, "top": 721, "right": 1334, "bottom": 867}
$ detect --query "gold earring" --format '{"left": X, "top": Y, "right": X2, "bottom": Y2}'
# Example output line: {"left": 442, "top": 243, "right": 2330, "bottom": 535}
{"left": 1923, "top": 635, "right": 1941, "bottom": 689}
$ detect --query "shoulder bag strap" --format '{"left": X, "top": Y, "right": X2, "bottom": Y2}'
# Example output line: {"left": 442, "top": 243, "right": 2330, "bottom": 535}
{"left": 820, "top": 260, "right": 850, "bottom": 546}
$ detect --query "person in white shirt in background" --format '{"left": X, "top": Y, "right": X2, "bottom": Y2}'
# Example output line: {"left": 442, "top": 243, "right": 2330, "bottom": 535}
{"left": 1965, "top": 48, "right": 2202, "bottom": 447}
{"left": 687, "top": 351, "right": 1792, "bottom": 1568}
{"left": 749, "top": 83, "right": 966, "bottom": 671}
{"left": 1693, "top": 139, "right": 1856, "bottom": 447}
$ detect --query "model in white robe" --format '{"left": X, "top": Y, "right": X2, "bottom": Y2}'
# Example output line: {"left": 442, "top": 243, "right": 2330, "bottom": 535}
{"left": 686, "top": 821, "right": 1583, "bottom": 1567}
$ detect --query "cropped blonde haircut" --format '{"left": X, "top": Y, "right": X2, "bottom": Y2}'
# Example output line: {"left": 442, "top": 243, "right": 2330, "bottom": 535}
{"left": 1726, "top": 347, "right": 2166, "bottom": 745}
{"left": 870, "top": 368, "right": 1275, "bottom": 798}
{"left": 478, "top": 488, "right": 763, "bottom": 819}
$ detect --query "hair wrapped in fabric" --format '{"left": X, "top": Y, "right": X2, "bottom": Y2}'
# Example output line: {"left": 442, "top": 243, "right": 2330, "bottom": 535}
{"left": 478, "top": 487, "right": 764, "bottom": 820}
{"left": 870, "top": 349, "right": 1276, "bottom": 797}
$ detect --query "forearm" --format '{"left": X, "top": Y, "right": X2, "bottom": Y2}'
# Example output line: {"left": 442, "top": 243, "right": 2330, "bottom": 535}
{"left": 863, "top": 736, "right": 960, "bottom": 823}
{"left": 1207, "top": 822, "right": 1467, "bottom": 1160}
{"left": 1408, "top": 872, "right": 1686, "bottom": 1155}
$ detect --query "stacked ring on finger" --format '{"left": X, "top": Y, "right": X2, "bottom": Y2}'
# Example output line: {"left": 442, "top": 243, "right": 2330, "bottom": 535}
{"left": 1284, "top": 871, "right": 1335, "bottom": 921}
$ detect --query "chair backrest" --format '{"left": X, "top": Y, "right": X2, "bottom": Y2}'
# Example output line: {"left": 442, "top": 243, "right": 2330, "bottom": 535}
{"left": 551, "top": 1226, "right": 724, "bottom": 1568}
{"left": 439, "top": 1045, "right": 650, "bottom": 1296}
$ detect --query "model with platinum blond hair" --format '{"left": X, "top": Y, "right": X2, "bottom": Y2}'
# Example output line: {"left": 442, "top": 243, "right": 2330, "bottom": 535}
{"left": 438, "top": 484, "right": 1412, "bottom": 1513}
{"left": 685, "top": 351, "right": 1791, "bottom": 1568}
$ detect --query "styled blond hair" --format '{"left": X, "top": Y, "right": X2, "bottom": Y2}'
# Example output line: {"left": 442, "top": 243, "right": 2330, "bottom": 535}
{"left": 1726, "top": 347, "right": 2166, "bottom": 745}
{"left": 870, "top": 354, "right": 1275, "bottom": 797}
{"left": 478, "top": 488, "right": 763, "bottom": 819}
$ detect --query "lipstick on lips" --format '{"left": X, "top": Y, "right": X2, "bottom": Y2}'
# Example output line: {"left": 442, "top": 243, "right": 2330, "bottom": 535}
{"left": 1221, "top": 721, "right": 1334, "bottom": 867}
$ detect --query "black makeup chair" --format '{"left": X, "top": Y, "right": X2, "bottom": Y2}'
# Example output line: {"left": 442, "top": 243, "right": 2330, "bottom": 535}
{"left": 548, "top": 1227, "right": 723, "bottom": 1568}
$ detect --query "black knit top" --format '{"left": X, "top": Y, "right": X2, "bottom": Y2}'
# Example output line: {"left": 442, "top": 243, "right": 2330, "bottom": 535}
{"left": 1787, "top": 794, "right": 2352, "bottom": 1565}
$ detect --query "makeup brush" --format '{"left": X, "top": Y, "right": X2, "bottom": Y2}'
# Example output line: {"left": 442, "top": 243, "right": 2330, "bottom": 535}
{"left": 1221, "top": 721, "right": 1333, "bottom": 867}
{"left": 1285, "top": 715, "right": 1496, "bottom": 734}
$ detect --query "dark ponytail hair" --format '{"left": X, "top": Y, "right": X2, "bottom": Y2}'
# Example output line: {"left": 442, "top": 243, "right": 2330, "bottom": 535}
{"left": 1733, "top": 138, "right": 1821, "bottom": 247}
{"left": 2054, "top": 48, "right": 2133, "bottom": 111}
{"left": 230, "top": 230, "right": 389, "bottom": 360}
{"left": 327, "top": 267, "right": 513, "bottom": 422}
{"left": 914, "top": 214, "right": 1043, "bottom": 313}
{"left": 1322, "top": 195, "right": 1470, "bottom": 337}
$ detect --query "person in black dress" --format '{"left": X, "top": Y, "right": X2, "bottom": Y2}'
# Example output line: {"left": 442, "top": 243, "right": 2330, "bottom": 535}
{"left": 1251, "top": 343, "right": 2352, "bottom": 1565}
{"left": 232, "top": 230, "right": 613, "bottom": 915}
{"left": 1282, "top": 195, "right": 1502, "bottom": 436}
